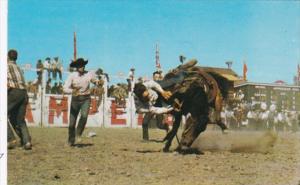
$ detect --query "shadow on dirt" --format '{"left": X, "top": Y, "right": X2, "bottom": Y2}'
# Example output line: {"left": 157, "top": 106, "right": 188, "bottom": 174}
{"left": 136, "top": 149, "right": 162, "bottom": 153}
{"left": 74, "top": 143, "right": 94, "bottom": 148}
{"left": 148, "top": 139, "right": 164, "bottom": 143}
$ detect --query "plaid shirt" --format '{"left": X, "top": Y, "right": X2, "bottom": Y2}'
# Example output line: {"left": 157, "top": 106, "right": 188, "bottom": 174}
{"left": 7, "top": 60, "right": 26, "bottom": 89}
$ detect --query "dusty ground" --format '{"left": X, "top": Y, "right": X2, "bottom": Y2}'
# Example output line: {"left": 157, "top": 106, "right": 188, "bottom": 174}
{"left": 8, "top": 126, "right": 300, "bottom": 185}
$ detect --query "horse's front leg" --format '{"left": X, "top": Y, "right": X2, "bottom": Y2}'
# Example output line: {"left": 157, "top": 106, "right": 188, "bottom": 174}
{"left": 163, "top": 114, "right": 181, "bottom": 152}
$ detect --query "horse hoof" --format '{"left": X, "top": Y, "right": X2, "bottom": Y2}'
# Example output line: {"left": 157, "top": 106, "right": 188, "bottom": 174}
{"left": 163, "top": 147, "right": 170, "bottom": 153}
{"left": 178, "top": 147, "right": 203, "bottom": 155}
{"left": 174, "top": 145, "right": 182, "bottom": 152}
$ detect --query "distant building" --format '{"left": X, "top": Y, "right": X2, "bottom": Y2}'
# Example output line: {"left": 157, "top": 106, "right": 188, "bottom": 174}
{"left": 235, "top": 82, "right": 300, "bottom": 111}
{"left": 201, "top": 66, "right": 242, "bottom": 100}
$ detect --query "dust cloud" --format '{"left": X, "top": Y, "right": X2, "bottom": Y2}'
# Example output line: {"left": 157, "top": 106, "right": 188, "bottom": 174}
{"left": 193, "top": 130, "right": 278, "bottom": 154}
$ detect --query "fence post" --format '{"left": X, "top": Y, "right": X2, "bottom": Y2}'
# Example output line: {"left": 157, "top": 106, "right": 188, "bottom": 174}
{"left": 40, "top": 69, "right": 47, "bottom": 127}
{"left": 102, "top": 75, "right": 108, "bottom": 128}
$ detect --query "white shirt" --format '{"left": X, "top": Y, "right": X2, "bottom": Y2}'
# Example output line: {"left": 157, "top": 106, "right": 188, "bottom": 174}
{"left": 44, "top": 60, "right": 50, "bottom": 69}
{"left": 63, "top": 71, "right": 97, "bottom": 96}
{"left": 143, "top": 80, "right": 164, "bottom": 106}
{"left": 134, "top": 80, "right": 173, "bottom": 114}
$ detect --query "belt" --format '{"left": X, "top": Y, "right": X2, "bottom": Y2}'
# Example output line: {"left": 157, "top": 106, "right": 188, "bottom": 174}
{"left": 72, "top": 94, "right": 91, "bottom": 101}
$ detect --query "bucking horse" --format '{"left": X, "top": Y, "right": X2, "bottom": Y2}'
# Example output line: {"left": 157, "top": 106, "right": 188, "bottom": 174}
{"left": 157, "top": 59, "right": 233, "bottom": 154}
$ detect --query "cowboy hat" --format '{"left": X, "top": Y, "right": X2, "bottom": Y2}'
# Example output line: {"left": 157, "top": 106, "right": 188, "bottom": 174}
{"left": 70, "top": 58, "right": 88, "bottom": 68}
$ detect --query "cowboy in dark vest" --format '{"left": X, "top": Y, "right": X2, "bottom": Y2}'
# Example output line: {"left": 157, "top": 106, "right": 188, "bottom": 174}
{"left": 63, "top": 58, "right": 102, "bottom": 146}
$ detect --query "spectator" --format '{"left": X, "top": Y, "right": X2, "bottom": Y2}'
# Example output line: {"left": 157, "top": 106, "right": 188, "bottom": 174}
{"left": 51, "top": 82, "right": 59, "bottom": 94}
{"left": 46, "top": 78, "right": 52, "bottom": 94}
{"left": 51, "top": 58, "right": 57, "bottom": 80}
{"left": 44, "top": 57, "right": 51, "bottom": 79}
{"left": 128, "top": 68, "right": 135, "bottom": 81}
{"left": 36, "top": 59, "right": 43, "bottom": 85}
{"left": 127, "top": 68, "right": 135, "bottom": 92}
{"left": 57, "top": 82, "right": 64, "bottom": 94}
{"left": 55, "top": 57, "right": 63, "bottom": 81}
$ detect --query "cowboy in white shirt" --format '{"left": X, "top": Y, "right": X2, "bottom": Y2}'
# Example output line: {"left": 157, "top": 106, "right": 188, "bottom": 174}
{"left": 63, "top": 58, "right": 101, "bottom": 146}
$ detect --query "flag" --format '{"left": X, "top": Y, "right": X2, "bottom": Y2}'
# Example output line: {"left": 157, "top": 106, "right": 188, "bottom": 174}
{"left": 74, "top": 32, "right": 77, "bottom": 61}
{"left": 243, "top": 62, "right": 248, "bottom": 81}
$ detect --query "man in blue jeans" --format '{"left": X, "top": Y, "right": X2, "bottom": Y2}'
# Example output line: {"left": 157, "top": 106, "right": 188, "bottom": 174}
{"left": 63, "top": 58, "right": 102, "bottom": 146}
{"left": 7, "top": 49, "right": 32, "bottom": 150}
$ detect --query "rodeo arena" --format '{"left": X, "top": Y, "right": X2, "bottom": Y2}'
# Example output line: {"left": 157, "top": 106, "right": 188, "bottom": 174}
{"left": 5, "top": 36, "right": 300, "bottom": 184}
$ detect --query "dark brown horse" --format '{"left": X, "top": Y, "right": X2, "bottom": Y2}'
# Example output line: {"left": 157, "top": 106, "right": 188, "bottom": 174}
{"left": 159, "top": 61, "right": 231, "bottom": 154}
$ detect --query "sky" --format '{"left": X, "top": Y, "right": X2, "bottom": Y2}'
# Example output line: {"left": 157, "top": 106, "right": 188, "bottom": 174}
{"left": 8, "top": 0, "right": 300, "bottom": 84}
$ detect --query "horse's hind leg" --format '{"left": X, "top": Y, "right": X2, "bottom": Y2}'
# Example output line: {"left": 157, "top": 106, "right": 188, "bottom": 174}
{"left": 163, "top": 114, "right": 181, "bottom": 152}
{"left": 214, "top": 93, "right": 228, "bottom": 133}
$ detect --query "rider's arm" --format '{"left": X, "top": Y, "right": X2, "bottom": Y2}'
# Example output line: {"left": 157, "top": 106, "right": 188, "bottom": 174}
{"left": 136, "top": 105, "right": 173, "bottom": 114}
{"left": 149, "top": 106, "right": 173, "bottom": 114}
{"left": 144, "top": 80, "right": 172, "bottom": 99}
{"left": 134, "top": 95, "right": 173, "bottom": 114}
{"left": 143, "top": 80, "right": 164, "bottom": 93}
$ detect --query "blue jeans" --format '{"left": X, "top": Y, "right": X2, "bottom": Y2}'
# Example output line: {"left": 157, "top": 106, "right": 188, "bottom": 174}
{"left": 68, "top": 95, "right": 91, "bottom": 144}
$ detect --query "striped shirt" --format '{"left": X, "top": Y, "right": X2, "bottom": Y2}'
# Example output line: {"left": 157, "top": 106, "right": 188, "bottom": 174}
{"left": 7, "top": 60, "right": 26, "bottom": 89}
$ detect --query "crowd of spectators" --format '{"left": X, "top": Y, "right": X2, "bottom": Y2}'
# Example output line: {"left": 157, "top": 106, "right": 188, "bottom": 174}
{"left": 36, "top": 57, "right": 63, "bottom": 86}
{"left": 221, "top": 91, "right": 300, "bottom": 132}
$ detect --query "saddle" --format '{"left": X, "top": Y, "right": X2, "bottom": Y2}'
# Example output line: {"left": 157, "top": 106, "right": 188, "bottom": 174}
{"left": 160, "top": 59, "right": 219, "bottom": 103}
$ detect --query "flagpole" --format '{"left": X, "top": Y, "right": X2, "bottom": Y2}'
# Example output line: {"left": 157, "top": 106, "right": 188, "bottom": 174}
{"left": 243, "top": 61, "right": 248, "bottom": 81}
{"left": 297, "top": 64, "right": 300, "bottom": 85}
{"left": 74, "top": 32, "right": 77, "bottom": 61}
{"left": 155, "top": 43, "right": 161, "bottom": 71}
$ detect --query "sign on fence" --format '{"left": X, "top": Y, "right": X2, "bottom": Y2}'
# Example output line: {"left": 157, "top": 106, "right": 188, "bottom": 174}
{"left": 25, "top": 93, "right": 150, "bottom": 128}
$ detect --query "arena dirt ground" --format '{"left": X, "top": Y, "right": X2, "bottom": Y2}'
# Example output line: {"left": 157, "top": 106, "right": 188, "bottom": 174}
{"left": 8, "top": 126, "right": 300, "bottom": 185}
